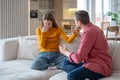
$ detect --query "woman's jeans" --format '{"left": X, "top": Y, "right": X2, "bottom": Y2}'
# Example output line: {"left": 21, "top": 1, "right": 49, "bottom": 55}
{"left": 31, "top": 52, "right": 67, "bottom": 70}
{"left": 61, "top": 59, "right": 105, "bottom": 80}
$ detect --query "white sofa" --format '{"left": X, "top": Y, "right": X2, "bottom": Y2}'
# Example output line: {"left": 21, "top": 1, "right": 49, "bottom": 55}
{"left": 0, "top": 35, "right": 120, "bottom": 80}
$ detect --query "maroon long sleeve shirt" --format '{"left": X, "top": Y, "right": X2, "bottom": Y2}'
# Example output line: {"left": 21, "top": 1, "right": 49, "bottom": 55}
{"left": 69, "top": 23, "right": 112, "bottom": 76}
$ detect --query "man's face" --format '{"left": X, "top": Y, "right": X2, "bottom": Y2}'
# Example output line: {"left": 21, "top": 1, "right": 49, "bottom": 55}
{"left": 74, "top": 17, "right": 81, "bottom": 29}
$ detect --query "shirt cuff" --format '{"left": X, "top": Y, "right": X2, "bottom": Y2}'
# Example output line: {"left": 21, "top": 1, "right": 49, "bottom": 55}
{"left": 68, "top": 52, "right": 74, "bottom": 63}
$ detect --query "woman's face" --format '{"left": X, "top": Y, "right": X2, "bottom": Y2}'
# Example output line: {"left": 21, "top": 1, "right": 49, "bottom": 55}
{"left": 43, "top": 20, "right": 52, "bottom": 29}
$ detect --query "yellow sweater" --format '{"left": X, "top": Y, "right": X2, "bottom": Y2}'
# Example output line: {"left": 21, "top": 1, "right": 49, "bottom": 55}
{"left": 36, "top": 27, "right": 77, "bottom": 52}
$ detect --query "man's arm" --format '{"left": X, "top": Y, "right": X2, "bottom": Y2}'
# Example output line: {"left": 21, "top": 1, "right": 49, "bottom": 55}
{"left": 59, "top": 30, "right": 96, "bottom": 64}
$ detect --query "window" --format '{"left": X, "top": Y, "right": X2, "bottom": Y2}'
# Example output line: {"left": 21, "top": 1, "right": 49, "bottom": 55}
{"left": 77, "top": 0, "right": 87, "bottom": 11}
{"left": 95, "top": 0, "right": 110, "bottom": 27}
{"left": 103, "top": 0, "right": 110, "bottom": 22}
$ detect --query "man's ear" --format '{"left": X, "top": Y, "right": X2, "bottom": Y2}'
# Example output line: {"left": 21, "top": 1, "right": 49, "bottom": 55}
{"left": 77, "top": 21, "right": 81, "bottom": 26}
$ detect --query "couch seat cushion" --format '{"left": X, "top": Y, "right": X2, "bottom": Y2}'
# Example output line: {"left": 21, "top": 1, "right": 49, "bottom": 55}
{"left": 49, "top": 71, "right": 120, "bottom": 80}
{"left": 0, "top": 60, "right": 62, "bottom": 80}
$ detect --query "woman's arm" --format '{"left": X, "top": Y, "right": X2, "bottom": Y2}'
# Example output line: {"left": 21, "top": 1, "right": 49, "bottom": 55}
{"left": 59, "top": 27, "right": 79, "bottom": 43}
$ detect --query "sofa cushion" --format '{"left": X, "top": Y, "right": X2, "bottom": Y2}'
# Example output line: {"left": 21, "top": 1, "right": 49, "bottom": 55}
{"left": 49, "top": 72, "right": 67, "bottom": 80}
{"left": 0, "top": 60, "right": 62, "bottom": 80}
{"left": 17, "top": 37, "right": 39, "bottom": 60}
{"left": 49, "top": 71, "right": 120, "bottom": 80}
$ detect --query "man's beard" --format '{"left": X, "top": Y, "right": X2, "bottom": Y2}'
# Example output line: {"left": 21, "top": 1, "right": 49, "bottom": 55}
{"left": 76, "top": 26, "right": 81, "bottom": 30}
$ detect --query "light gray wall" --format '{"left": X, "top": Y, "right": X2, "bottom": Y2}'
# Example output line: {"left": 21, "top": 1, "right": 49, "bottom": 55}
{"left": 54, "top": 0, "right": 63, "bottom": 26}
{"left": 0, "top": 0, "right": 29, "bottom": 39}
{"left": 0, "top": 0, "right": 1, "bottom": 38}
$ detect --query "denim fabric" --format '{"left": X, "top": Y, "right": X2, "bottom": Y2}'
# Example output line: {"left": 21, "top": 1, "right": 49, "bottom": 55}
{"left": 61, "top": 59, "right": 105, "bottom": 80}
{"left": 31, "top": 52, "right": 67, "bottom": 70}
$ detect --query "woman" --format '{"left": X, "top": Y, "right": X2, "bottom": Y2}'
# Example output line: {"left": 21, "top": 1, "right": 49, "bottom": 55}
{"left": 31, "top": 12, "right": 79, "bottom": 70}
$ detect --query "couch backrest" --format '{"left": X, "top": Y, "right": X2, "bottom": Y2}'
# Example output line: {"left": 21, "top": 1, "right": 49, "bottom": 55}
{"left": 20, "top": 35, "right": 37, "bottom": 40}
{"left": 1, "top": 35, "right": 120, "bottom": 73}
{"left": 108, "top": 41, "right": 120, "bottom": 72}
{"left": 0, "top": 35, "right": 37, "bottom": 61}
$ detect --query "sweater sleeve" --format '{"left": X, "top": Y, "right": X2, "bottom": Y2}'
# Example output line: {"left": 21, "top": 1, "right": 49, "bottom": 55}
{"left": 36, "top": 27, "right": 47, "bottom": 48}
{"left": 59, "top": 27, "right": 77, "bottom": 43}
{"left": 69, "top": 31, "right": 96, "bottom": 63}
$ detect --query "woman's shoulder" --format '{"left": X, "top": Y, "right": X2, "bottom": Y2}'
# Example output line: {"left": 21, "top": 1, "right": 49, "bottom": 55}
{"left": 36, "top": 26, "right": 41, "bottom": 32}
{"left": 36, "top": 26, "right": 41, "bottom": 30}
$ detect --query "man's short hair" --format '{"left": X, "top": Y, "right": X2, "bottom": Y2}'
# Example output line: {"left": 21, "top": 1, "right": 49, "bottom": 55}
{"left": 75, "top": 10, "right": 90, "bottom": 25}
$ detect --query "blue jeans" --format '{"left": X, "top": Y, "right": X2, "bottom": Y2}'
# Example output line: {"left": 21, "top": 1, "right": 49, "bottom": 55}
{"left": 31, "top": 52, "right": 67, "bottom": 70}
{"left": 61, "top": 59, "right": 105, "bottom": 80}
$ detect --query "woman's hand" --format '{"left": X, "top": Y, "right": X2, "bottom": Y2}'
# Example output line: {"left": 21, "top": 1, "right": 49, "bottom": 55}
{"left": 41, "top": 20, "right": 52, "bottom": 32}
{"left": 59, "top": 45, "right": 70, "bottom": 57}
{"left": 41, "top": 25, "right": 49, "bottom": 32}
{"left": 73, "top": 28, "right": 81, "bottom": 38}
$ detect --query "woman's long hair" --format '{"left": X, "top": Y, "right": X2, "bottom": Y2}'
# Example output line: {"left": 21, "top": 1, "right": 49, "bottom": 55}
{"left": 42, "top": 12, "right": 58, "bottom": 28}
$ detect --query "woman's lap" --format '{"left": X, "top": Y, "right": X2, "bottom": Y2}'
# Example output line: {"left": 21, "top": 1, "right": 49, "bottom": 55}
{"left": 31, "top": 52, "right": 67, "bottom": 70}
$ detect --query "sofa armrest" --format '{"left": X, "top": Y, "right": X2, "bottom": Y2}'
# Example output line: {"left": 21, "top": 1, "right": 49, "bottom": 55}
{"left": 0, "top": 39, "right": 19, "bottom": 61}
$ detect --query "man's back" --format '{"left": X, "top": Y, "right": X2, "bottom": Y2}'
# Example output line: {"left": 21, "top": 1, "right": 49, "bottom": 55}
{"left": 81, "top": 23, "right": 112, "bottom": 76}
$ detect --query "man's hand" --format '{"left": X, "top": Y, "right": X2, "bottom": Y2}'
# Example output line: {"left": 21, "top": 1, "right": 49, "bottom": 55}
{"left": 59, "top": 45, "right": 70, "bottom": 57}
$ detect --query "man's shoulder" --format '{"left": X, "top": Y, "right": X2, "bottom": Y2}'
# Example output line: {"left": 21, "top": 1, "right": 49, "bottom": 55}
{"left": 83, "top": 27, "right": 98, "bottom": 36}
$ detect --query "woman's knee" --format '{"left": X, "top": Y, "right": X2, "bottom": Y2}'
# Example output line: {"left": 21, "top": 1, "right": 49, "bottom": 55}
{"left": 31, "top": 63, "right": 49, "bottom": 70}
{"left": 31, "top": 58, "right": 49, "bottom": 70}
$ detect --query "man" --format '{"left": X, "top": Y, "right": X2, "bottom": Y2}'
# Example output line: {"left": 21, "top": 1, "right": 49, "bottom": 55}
{"left": 59, "top": 10, "right": 112, "bottom": 80}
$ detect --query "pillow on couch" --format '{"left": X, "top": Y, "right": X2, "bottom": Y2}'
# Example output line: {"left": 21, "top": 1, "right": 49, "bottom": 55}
{"left": 17, "top": 37, "right": 39, "bottom": 60}
{"left": 59, "top": 37, "right": 80, "bottom": 52}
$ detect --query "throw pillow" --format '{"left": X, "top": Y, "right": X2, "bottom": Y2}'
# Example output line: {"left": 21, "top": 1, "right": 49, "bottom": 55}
{"left": 59, "top": 37, "right": 80, "bottom": 52}
{"left": 17, "top": 37, "right": 39, "bottom": 60}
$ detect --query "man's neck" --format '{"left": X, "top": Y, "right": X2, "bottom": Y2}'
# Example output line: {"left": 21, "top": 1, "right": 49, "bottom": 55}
{"left": 81, "top": 24, "right": 87, "bottom": 30}
{"left": 81, "top": 23, "right": 91, "bottom": 30}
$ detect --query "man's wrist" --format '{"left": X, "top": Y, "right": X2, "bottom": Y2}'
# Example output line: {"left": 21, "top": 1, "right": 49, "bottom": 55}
{"left": 65, "top": 51, "right": 70, "bottom": 57}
